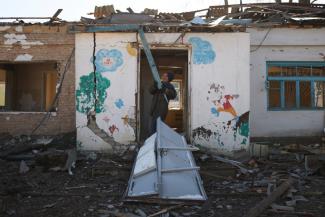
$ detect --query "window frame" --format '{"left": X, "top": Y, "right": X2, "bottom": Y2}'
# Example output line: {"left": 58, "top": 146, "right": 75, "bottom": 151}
{"left": 168, "top": 79, "right": 183, "bottom": 110}
{"left": 0, "top": 62, "right": 59, "bottom": 113}
{"left": 266, "top": 61, "right": 325, "bottom": 111}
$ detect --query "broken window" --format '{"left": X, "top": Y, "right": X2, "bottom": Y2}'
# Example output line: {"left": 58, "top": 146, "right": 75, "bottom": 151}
{"left": 267, "top": 62, "right": 325, "bottom": 110}
{"left": 0, "top": 63, "right": 58, "bottom": 112}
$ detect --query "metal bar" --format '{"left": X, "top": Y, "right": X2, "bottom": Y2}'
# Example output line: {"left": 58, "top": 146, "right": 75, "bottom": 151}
{"left": 132, "top": 167, "right": 156, "bottom": 178}
{"left": 159, "top": 146, "right": 199, "bottom": 151}
{"left": 267, "top": 61, "right": 325, "bottom": 67}
{"left": 138, "top": 28, "right": 162, "bottom": 89}
{"left": 268, "top": 77, "right": 325, "bottom": 81}
{"left": 311, "top": 80, "right": 315, "bottom": 108}
{"left": 281, "top": 81, "right": 285, "bottom": 108}
{"left": 86, "top": 24, "right": 140, "bottom": 32}
{"left": 0, "top": 17, "right": 52, "bottom": 20}
{"left": 156, "top": 117, "right": 163, "bottom": 195}
{"left": 50, "top": 9, "right": 63, "bottom": 22}
{"left": 296, "top": 81, "right": 300, "bottom": 109}
{"left": 161, "top": 167, "right": 200, "bottom": 173}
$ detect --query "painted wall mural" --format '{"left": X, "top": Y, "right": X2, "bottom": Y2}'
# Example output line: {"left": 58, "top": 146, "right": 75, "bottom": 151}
{"left": 114, "top": 98, "right": 124, "bottom": 109}
{"left": 193, "top": 82, "right": 249, "bottom": 154}
{"left": 189, "top": 37, "right": 216, "bottom": 64}
{"left": 75, "top": 33, "right": 249, "bottom": 156}
{"left": 92, "top": 49, "right": 123, "bottom": 73}
{"left": 126, "top": 43, "right": 137, "bottom": 56}
{"left": 207, "top": 83, "right": 239, "bottom": 118}
{"left": 76, "top": 72, "right": 110, "bottom": 114}
{"left": 76, "top": 33, "right": 138, "bottom": 152}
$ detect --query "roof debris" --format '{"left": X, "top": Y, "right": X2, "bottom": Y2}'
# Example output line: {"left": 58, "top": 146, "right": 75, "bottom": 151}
{"left": 81, "top": 3, "right": 325, "bottom": 27}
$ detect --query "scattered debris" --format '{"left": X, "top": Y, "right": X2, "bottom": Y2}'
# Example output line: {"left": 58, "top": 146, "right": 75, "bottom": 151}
{"left": 19, "top": 160, "right": 29, "bottom": 174}
{"left": 246, "top": 178, "right": 295, "bottom": 217}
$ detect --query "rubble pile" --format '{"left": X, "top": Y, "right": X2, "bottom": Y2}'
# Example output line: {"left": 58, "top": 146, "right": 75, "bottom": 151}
{"left": 1, "top": 133, "right": 325, "bottom": 216}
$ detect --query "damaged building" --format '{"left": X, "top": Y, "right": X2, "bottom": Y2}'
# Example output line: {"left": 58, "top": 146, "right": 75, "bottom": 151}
{"left": 0, "top": 3, "right": 324, "bottom": 156}
{"left": 73, "top": 24, "right": 250, "bottom": 155}
{"left": 0, "top": 2, "right": 325, "bottom": 217}
{"left": 0, "top": 20, "right": 75, "bottom": 136}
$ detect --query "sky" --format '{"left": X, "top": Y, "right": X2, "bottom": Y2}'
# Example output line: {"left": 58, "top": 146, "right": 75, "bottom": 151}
{"left": 1, "top": 0, "right": 324, "bottom": 21}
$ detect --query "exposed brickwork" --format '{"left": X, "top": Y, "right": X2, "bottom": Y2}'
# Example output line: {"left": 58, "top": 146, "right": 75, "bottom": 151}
{"left": 0, "top": 24, "right": 75, "bottom": 136}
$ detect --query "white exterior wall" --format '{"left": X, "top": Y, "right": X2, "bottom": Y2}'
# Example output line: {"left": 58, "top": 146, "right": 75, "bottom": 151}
{"left": 248, "top": 28, "right": 325, "bottom": 138}
{"left": 75, "top": 32, "right": 250, "bottom": 155}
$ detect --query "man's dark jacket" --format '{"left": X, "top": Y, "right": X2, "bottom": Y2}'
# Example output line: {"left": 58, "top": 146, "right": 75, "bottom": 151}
{"left": 149, "top": 81, "right": 177, "bottom": 121}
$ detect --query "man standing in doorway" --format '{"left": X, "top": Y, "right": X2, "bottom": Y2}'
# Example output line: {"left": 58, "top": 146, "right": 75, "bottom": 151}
{"left": 149, "top": 72, "right": 177, "bottom": 134}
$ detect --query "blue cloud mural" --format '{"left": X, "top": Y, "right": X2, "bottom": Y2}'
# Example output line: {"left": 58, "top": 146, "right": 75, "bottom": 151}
{"left": 115, "top": 98, "right": 124, "bottom": 109}
{"left": 92, "top": 49, "right": 123, "bottom": 73}
{"left": 189, "top": 37, "right": 216, "bottom": 64}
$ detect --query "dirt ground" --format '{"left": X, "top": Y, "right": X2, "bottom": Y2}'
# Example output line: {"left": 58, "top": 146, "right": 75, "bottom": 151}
{"left": 1, "top": 142, "right": 325, "bottom": 217}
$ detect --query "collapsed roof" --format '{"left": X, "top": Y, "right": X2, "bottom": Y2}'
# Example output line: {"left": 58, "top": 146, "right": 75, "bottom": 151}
{"left": 82, "top": 3, "right": 325, "bottom": 27}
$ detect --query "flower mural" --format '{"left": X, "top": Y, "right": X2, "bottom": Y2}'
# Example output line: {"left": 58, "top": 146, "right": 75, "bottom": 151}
{"left": 76, "top": 72, "right": 110, "bottom": 114}
{"left": 92, "top": 49, "right": 123, "bottom": 73}
{"left": 114, "top": 98, "right": 124, "bottom": 109}
{"left": 189, "top": 37, "right": 216, "bottom": 64}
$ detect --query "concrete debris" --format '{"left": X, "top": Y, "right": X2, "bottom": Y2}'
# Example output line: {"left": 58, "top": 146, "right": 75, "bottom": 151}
{"left": 271, "top": 204, "right": 295, "bottom": 212}
{"left": 93, "top": 5, "right": 115, "bottom": 19}
{"left": 19, "top": 160, "right": 29, "bottom": 174}
{"left": 86, "top": 152, "right": 97, "bottom": 161}
{"left": 285, "top": 200, "right": 297, "bottom": 206}
{"left": 1, "top": 140, "right": 325, "bottom": 216}
{"left": 135, "top": 208, "right": 147, "bottom": 217}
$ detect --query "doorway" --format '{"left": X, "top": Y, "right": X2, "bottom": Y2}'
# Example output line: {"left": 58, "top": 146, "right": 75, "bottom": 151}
{"left": 139, "top": 49, "right": 189, "bottom": 142}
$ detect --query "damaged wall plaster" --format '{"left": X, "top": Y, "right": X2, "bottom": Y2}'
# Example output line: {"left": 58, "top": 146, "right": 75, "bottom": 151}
{"left": 0, "top": 26, "right": 11, "bottom": 32}
{"left": 75, "top": 32, "right": 250, "bottom": 156}
{"left": 14, "top": 54, "right": 33, "bottom": 61}
{"left": 15, "top": 26, "right": 23, "bottom": 32}
{"left": 4, "top": 33, "right": 44, "bottom": 46}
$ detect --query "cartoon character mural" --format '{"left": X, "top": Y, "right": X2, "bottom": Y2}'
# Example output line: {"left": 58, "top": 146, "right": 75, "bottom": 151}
{"left": 193, "top": 82, "right": 249, "bottom": 154}
{"left": 208, "top": 83, "right": 239, "bottom": 118}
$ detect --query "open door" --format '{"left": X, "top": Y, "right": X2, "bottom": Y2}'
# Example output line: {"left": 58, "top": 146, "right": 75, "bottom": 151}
{"left": 139, "top": 49, "right": 189, "bottom": 142}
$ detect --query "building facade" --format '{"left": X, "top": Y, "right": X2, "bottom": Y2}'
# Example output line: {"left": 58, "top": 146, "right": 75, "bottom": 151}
{"left": 248, "top": 27, "right": 325, "bottom": 140}
{"left": 75, "top": 29, "right": 250, "bottom": 155}
{"left": 0, "top": 24, "right": 75, "bottom": 136}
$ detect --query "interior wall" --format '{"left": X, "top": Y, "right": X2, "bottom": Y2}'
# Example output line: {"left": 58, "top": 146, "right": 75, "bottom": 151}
{"left": 0, "top": 69, "right": 5, "bottom": 106}
{"left": 140, "top": 50, "right": 187, "bottom": 141}
{"left": 0, "top": 63, "right": 57, "bottom": 112}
